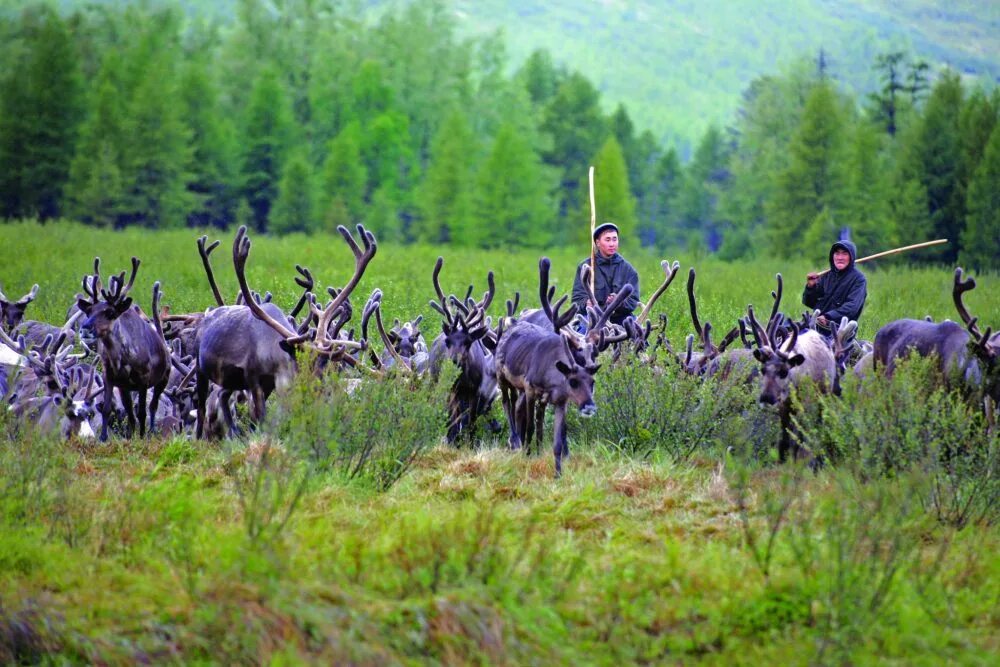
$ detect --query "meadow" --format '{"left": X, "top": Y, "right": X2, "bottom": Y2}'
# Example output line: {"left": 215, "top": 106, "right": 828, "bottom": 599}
{"left": 1, "top": 220, "right": 998, "bottom": 664}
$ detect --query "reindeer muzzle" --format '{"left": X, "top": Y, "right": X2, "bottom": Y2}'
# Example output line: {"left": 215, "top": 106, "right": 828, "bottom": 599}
{"left": 579, "top": 403, "right": 597, "bottom": 418}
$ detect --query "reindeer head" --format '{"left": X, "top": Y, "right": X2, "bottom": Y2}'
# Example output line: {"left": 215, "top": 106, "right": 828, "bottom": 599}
{"left": 954, "top": 268, "right": 1000, "bottom": 399}
{"left": 555, "top": 357, "right": 599, "bottom": 416}
{"left": 77, "top": 257, "right": 140, "bottom": 339}
{"left": 0, "top": 283, "right": 38, "bottom": 331}
{"left": 748, "top": 305, "right": 805, "bottom": 406}
{"left": 389, "top": 316, "right": 425, "bottom": 358}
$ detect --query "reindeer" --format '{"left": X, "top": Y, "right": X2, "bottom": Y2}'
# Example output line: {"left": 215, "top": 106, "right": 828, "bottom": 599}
{"left": 195, "top": 225, "right": 375, "bottom": 438}
{"left": 874, "top": 268, "right": 999, "bottom": 402}
{"left": 496, "top": 257, "right": 605, "bottom": 476}
{"left": 680, "top": 268, "right": 741, "bottom": 375}
{"left": 76, "top": 259, "right": 170, "bottom": 440}
{"left": 427, "top": 257, "right": 499, "bottom": 442}
{"left": 747, "top": 305, "right": 837, "bottom": 463}
{"left": 0, "top": 283, "right": 39, "bottom": 332}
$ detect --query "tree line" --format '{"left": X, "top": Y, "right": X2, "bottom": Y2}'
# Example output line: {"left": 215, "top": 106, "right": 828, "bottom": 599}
{"left": 0, "top": 0, "right": 997, "bottom": 268}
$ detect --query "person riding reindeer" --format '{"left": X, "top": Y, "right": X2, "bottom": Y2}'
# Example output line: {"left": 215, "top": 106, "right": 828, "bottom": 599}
{"left": 571, "top": 222, "right": 640, "bottom": 331}
{"left": 803, "top": 239, "right": 868, "bottom": 341}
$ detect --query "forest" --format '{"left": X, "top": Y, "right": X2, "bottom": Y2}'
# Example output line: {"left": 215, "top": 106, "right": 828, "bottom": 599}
{"left": 0, "top": 0, "right": 998, "bottom": 269}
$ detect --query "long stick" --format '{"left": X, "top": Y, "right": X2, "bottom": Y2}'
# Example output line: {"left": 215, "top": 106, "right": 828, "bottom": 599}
{"left": 815, "top": 239, "right": 948, "bottom": 276}
{"left": 589, "top": 166, "right": 596, "bottom": 294}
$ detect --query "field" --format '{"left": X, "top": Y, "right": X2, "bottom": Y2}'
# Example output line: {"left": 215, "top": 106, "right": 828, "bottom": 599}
{"left": 1, "top": 220, "right": 999, "bottom": 664}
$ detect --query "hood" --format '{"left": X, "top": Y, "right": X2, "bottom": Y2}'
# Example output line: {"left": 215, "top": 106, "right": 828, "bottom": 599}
{"left": 829, "top": 240, "right": 857, "bottom": 272}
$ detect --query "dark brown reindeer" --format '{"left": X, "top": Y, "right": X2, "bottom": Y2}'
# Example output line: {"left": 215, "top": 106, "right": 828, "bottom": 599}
{"left": 514, "top": 260, "right": 633, "bottom": 449}
{"left": 747, "top": 305, "right": 837, "bottom": 462}
{"left": 0, "top": 283, "right": 38, "bottom": 332}
{"left": 427, "top": 257, "right": 499, "bottom": 442}
{"left": 76, "top": 259, "right": 170, "bottom": 440}
{"left": 874, "top": 268, "right": 999, "bottom": 400}
{"left": 195, "top": 224, "right": 375, "bottom": 439}
{"left": 496, "top": 257, "right": 608, "bottom": 477}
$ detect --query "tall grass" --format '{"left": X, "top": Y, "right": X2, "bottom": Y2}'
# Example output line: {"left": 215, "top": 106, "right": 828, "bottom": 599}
{"left": 1, "top": 220, "right": 999, "bottom": 663}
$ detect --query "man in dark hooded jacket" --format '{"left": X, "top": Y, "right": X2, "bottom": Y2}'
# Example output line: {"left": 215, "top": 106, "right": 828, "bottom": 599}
{"left": 572, "top": 222, "right": 640, "bottom": 326}
{"left": 803, "top": 240, "right": 867, "bottom": 335}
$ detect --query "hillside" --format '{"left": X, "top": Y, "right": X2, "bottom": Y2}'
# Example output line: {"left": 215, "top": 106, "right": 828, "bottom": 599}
{"left": 439, "top": 0, "right": 1000, "bottom": 148}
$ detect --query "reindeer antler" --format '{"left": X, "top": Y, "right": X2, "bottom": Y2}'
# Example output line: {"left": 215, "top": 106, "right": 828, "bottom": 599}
{"left": 197, "top": 236, "right": 225, "bottom": 307}
{"left": 636, "top": 260, "right": 681, "bottom": 324}
{"left": 953, "top": 267, "right": 987, "bottom": 343}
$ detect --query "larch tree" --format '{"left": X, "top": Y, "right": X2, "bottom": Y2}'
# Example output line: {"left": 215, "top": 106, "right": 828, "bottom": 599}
{"left": 0, "top": 7, "right": 83, "bottom": 220}
{"left": 474, "top": 122, "right": 554, "bottom": 248}
{"left": 318, "top": 121, "right": 367, "bottom": 233}
{"left": 241, "top": 67, "right": 295, "bottom": 232}
{"left": 270, "top": 148, "right": 316, "bottom": 235}
{"left": 587, "top": 135, "right": 637, "bottom": 249}
{"left": 959, "top": 124, "right": 1000, "bottom": 270}
{"left": 415, "top": 109, "right": 478, "bottom": 244}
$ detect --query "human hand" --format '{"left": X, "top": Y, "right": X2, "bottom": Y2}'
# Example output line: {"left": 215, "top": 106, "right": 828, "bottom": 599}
{"left": 817, "top": 315, "right": 828, "bottom": 327}
{"left": 586, "top": 299, "right": 595, "bottom": 308}
{"left": 605, "top": 293, "right": 616, "bottom": 305}
{"left": 806, "top": 272, "right": 819, "bottom": 288}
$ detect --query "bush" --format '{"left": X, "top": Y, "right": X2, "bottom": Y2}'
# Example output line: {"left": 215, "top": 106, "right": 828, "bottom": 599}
{"left": 576, "top": 355, "right": 774, "bottom": 461}
{"left": 797, "top": 356, "right": 1000, "bottom": 528}
{"left": 265, "top": 364, "right": 455, "bottom": 491}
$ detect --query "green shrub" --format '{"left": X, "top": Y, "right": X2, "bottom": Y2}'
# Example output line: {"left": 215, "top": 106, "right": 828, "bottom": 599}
{"left": 576, "top": 355, "right": 774, "bottom": 461}
{"left": 266, "top": 364, "right": 455, "bottom": 491}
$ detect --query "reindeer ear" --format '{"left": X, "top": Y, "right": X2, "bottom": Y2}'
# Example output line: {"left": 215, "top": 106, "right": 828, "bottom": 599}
{"left": 77, "top": 299, "right": 93, "bottom": 316}
{"left": 586, "top": 364, "right": 601, "bottom": 375}
{"left": 788, "top": 353, "right": 806, "bottom": 367}
{"left": 753, "top": 348, "right": 768, "bottom": 363}
{"left": 555, "top": 360, "right": 573, "bottom": 376}
{"left": 114, "top": 297, "right": 133, "bottom": 315}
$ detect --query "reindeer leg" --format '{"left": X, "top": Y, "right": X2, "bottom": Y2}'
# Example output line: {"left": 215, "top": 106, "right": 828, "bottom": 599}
{"left": 778, "top": 402, "right": 791, "bottom": 463}
{"left": 500, "top": 383, "right": 520, "bottom": 450}
{"left": 120, "top": 388, "right": 136, "bottom": 439}
{"left": 533, "top": 399, "right": 546, "bottom": 452}
{"left": 552, "top": 403, "right": 568, "bottom": 477}
{"left": 220, "top": 389, "right": 241, "bottom": 438}
{"left": 100, "top": 381, "right": 114, "bottom": 442}
{"left": 249, "top": 385, "right": 267, "bottom": 433}
{"left": 149, "top": 379, "right": 166, "bottom": 435}
{"left": 195, "top": 371, "right": 209, "bottom": 440}
{"left": 136, "top": 387, "right": 148, "bottom": 438}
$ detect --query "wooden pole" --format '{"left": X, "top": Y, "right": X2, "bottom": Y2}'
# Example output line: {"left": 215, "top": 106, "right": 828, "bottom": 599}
{"left": 589, "top": 166, "right": 596, "bottom": 294}
{"left": 815, "top": 239, "right": 948, "bottom": 276}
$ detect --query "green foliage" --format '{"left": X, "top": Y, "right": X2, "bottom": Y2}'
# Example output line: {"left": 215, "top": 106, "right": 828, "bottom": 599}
{"left": 473, "top": 122, "right": 555, "bottom": 248}
{"left": 960, "top": 124, "right": 1000, "bottom": 271}
{"left": 576, "top": 356, "right": 773, "bottom": 462}
{"left": 0, "top": 6, "right": 83, "bottom": 220}
{"left": 318, "top": 121, "right": 367, "bottom": 233}
{"left": 241, "top": 66, "right": 295, "bottom": 232}
{"left": 270, "top": 149, "right": 316, "bottom": 235}
{"left": 588, "top": 135, "right": 637, "bottom": 247}
{"left": 415, "top": 108, "right": 478, "bottom": 244}
{"left": 266, "top": 367, "right": 454, "bottom": 491}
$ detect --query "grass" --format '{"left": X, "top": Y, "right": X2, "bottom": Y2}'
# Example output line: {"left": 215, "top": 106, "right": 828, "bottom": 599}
{"left": 1, "top": 219, "right": 999, "bottom": 664}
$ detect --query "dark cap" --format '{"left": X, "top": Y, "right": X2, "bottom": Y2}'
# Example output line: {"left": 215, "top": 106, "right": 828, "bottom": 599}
{"left": 593, "top": 222, "right": 619, "bottom": 241}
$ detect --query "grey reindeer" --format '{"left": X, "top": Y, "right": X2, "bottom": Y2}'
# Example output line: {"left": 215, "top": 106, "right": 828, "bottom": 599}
{"left": 76, "top": 258, "right": 170, "bottom": 440}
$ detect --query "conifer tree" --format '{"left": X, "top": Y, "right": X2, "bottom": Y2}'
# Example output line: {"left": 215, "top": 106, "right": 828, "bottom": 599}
{"left": 64, "top": 59, "right": 126, "bottom": 228}
{"left": 586, "top": 136, "right": 637, "bottom": 248}
{"left": 643, "top": 148, "right": 682, "bottom": 250}
{"left": 271, "top": 149, "right": 316, "bottom": 235}
{"left": 953, "top": 88, "right": 998, "bottom": 255}
{"left": 765, "top": 81, "right": 849, "bottom": 255}
{"left": 474, "top": 123, "right": 554, "bottom": 248}
{"left": 0, "top": 7, "right": 83, "bottom": 219}
{"left": 241, "top": 67, "right": 295, "bottom": 232}
{"left": 960, "top": 125, "right": 1000, "bottom": 270}
{"left": 181, "top": 57, "right": 239, "bottom": 229}
{"left": 676, "top": 125, "right": 731, "bottom": 251}
{"left": 415, "top": 109, "right": 478, "bottom": 244}
{"left": 118, "top": 45, "right": 193, "bottom": 228}
{"left": 541, "top": 72, "right": 607, "bottom": 224}
{"left": 319, "top": 121, "right": 367, "bottom": 233}
{"left": 842, "top": 120, "right": 894, "bottom": 253}
{"left": 916, "top": 70, "right": 963, "bottom": 262}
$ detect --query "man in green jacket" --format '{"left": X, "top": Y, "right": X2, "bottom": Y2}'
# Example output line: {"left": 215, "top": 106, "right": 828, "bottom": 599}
{"left": 571, "top": 222, "right": 640, "bottom": 326}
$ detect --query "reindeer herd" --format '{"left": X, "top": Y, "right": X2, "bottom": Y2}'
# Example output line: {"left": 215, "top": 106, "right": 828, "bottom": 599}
{"left": 1, "top": 226, "right": 997, "bottom": 476}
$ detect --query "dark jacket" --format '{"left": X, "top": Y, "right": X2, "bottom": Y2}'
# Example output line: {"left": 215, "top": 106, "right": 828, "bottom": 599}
{"left": 803, "top": 240, "right": 867, "bottom": 325}
{"left": 572, "top": 253, "right": 640, "bottom": 324}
